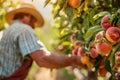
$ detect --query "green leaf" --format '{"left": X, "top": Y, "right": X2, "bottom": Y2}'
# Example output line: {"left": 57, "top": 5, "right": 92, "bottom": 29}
{"left": 105, "top": 59, "right": 112, "bottom": 72}
{"left": 94, "top": 55, "right": 102, "bottom": 71}
{"left": 76, "top": 32, "right": 84, "bottom": 41}
{"left": 93, "top": 11, "right": 110, "bottom": 21}
{"left": 83, "top": 25, "right": 103, "bottom": 41}
{"left": 64, "top": 6, "right": 74, "bottom": 19}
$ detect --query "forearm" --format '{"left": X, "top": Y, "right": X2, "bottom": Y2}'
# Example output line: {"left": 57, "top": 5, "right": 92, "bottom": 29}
{"left": 39, "top": 53, "right": 76, "bottom": 68}
{"left": 30, "top": 50, "right": 77, "bottom": 69}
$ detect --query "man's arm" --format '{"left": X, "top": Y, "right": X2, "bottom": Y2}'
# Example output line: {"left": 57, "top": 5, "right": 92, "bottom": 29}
{"left": 29, "top": 50, "right": 82, "bottom": 69}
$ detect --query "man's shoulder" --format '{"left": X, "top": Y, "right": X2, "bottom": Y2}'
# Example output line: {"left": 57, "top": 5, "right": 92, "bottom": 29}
{"left": 11, "top": 20, "right": 33, "bottom": 31}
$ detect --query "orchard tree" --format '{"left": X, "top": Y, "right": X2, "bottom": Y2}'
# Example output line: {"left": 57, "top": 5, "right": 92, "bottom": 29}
{"left": 45, "top": 0, "right": 120, "bottom": 80}
{"left": 0, "top": 0, "right": 19, "bottom": 30}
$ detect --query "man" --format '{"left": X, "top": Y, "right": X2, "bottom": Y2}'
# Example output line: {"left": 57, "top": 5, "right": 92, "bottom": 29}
{"left": 0, "top": 2, "right": 83, "bottom": 80}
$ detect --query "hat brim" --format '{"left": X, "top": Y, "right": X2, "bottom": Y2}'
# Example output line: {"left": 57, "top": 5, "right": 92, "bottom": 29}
{"left": 5, "top": 7, "right": 44, "bottom": 27}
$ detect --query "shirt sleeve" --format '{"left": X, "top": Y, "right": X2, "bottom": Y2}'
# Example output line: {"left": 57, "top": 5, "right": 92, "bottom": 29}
{"left": 18, "top": 29, "right": 43, "bottom": 56}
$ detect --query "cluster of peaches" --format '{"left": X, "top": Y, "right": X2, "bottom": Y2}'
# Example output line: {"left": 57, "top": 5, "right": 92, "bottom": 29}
{"left": 71, "top": 14, "right": 120, "bottom": 77}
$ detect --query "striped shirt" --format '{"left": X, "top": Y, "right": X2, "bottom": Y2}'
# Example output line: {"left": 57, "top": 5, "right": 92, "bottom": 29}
{"left": 0, "top": 20, "right": 44, "bottom": 77}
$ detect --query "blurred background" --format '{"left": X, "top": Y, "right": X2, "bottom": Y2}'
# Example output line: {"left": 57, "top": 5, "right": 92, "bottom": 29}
{"left": 0, "top": 0, "right": 78, "bottom": 80}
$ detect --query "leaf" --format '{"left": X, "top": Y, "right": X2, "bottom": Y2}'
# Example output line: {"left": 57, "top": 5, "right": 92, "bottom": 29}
{"left": 94, "top": 55, "right": 102, "bottom": 71}
{"left": 83, "top": 25, "right": 103, "bottom": 41}
{"left": 93, "top": 11, "right": 110, "bottom": 21}
{"left": 76, "top": 32, "right": 84, "bottom": 41}
{"left": 61, "top": 41, "right": 71, "bottom": 46}
{"left": 105, "top": 59, "right": 112, "bottom": 72}
{"left": 64, "top": 6, "right": 74, "bottom": 19}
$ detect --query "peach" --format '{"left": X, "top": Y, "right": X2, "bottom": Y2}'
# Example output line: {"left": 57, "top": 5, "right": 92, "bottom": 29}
{"left": 73, "top": 40, "right": 82, "bottom": 49}
{"left": 101, "top": 15, "right": 112, "bottom": 30}
{"left": 95, "top": 31, "right": 104, "bottom": 40}
{"left": 70, "top": 33, "right": 76, "bottom": 40}
{"left": 77, "top": 47, "right": 86, "bottom": 56}
{"left": 81, "top": 55, "right": 90, "bottom": 65}
{"left": 95, "top": 41, "right": 112, "bottom": 56}
{"left": 105, "top": 27, "right": 120, "bottom": 44}
{"left": 68, "top": 0, "right": 81, "bottom": 8}
{"left": 90, "top": 48, "right": 99, "bottom": 59}
{"left": 72, "top": 48, "right": 78, "bottom": 55}
{"left": 98, "top": 68, "right": 107, "bottom": 77}
{"left": 99, "top": 59, "right": 105, "bottom": 69}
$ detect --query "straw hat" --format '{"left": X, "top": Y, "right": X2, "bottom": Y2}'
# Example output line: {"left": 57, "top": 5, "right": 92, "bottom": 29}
{"left": 5, "top": 2, "right": 44, "bottom": 27}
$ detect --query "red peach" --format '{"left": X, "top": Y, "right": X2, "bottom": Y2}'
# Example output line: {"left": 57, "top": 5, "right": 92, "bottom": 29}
{"left": 95, "top": 41, "right": 112, "bottom": 56}
{"left": 77, "top": 47, "right": 86, "bottom": 56}
{"left": 95, "top": 31, "right": 104, "bottom": 40}
{"left": 98, "top": 68, "right": 107, "bottom": 77}
{"left": 101, "top": 15, "right": 112, "bottom": 30}
{"left": 73, "top": 40, "right": 82, "bottom": 49}
{"left": 72, "top": 48, "right": 78, "bottom": 55}
{"left": 105, "top": 27, "right": 120, "bottom": 44}
{"left": 90, "top": 48, "right": 99, "bottom": 59}
{"left": 71, "top": 33, "right": 76, "bottom": 40}
{"left": 99, "top": 59, "right": 105, "bottom": 69}
{"left": 68, "top": 0, "right": 81, "bottom": 8}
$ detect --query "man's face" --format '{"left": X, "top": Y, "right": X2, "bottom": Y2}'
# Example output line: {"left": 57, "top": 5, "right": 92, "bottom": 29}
{"left": 22, "top": 14, "right": 32, "bottom": 25}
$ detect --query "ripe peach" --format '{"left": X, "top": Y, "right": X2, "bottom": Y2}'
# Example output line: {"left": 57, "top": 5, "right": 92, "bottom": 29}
{"left": 95, "top": 31, "right": 104, "bottom": 40}
{"left": 68, "top": 0, "right": 81, "bottom": 8}
{"left": 90, "top": 48, "right": 99, "bottom": 59}
{"left": 105, "top": 27, "right": 120, "bottom": 44}
{"left": 81, "top": 55, "right": 90, "bottom": 65}
{"left": 101, "top": 15, "right": 112, "bottom": 30}
{"left": 73, "top": 40, "right": 82, "bottom": 49}
{"left": 77, "top": 47, "right": 86, "bottom": 56}
{"left": 72, "top": 48, "right": 78, "bottom": 55}
{"left": 70, "top": 33, "right": 76, "bottom": 40}
{"left": 86, "top": 62, "right": 94, "bottom": 69}
{"left": 98, "top": 68, "right": 107, "bottom": 77}
{"left": 95, "top": 41, "right": 112, "bottom": 56}
{"left": 99, "top": 59, "right": 105, "bottom": 69}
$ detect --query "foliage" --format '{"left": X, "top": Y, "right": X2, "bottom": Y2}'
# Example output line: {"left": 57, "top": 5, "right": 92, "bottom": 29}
{"left": 0, "top": 0, "right": 19, "bottom": 30}
{"left": 45, "top": 0, "right": 120, "bottom": 80}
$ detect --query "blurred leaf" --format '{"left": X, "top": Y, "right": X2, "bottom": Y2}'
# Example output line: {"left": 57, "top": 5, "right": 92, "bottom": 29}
{"left": 83, "top": 25, "right": 103, "bottom": 41}
{"left": 93, "top": 11, "right": 110, "bottom": 21}
{"left": 94, "top": 55, "right": 103, "bottom": 71}
{"left": 61, "top": 41, "right": 71, "bottom": 46}
{"left": 105, "top": 59, "right": 112, "bottom": 72}
{"left": 64, "top": 6, "right": 74, "bottom": 19}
